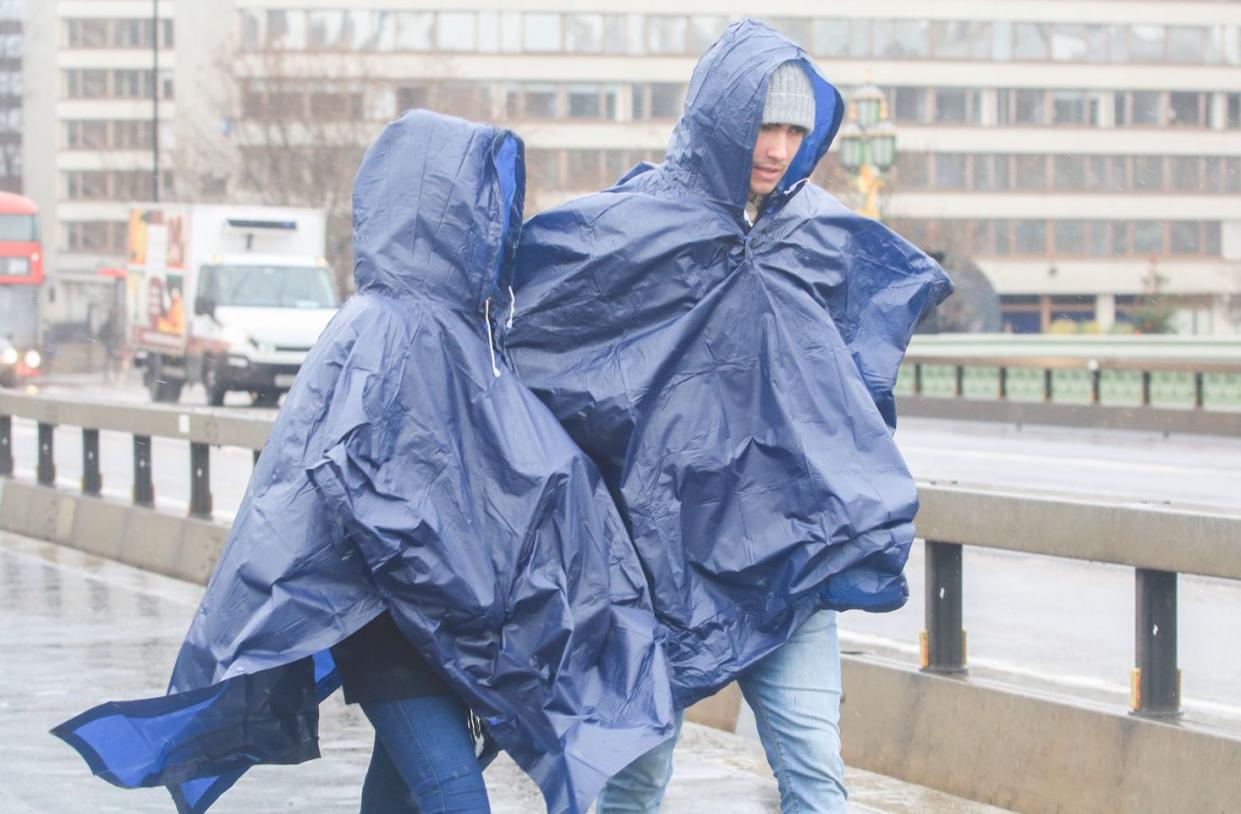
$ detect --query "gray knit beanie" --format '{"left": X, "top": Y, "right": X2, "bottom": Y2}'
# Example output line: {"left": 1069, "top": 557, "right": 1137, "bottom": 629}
{"left": 762, "top": 62, "right": 815, "bottom": 131}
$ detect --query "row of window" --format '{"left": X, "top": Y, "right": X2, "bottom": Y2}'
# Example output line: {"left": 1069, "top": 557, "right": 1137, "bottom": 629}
{"left": 64, "top": 17, "right": 174, "bottom": 50}
{"left": 64, "top": 120, "right": 165, "bottom": 151}
{"left": 896, "top": 153, "right": 1241, "bottom": 195}
{"left": 234, "top": 78, "right": 1241, "bottom": 134}
{"left": 64, "top": 170, "right": 171, "bottom": 202}
{"left": 891, "top": 87, "right": 1241, "bottom": 129}
{"left": 239, "top": 80, "right": 689, "bottom": 123}
{"left": 237, "top": 10, "right": 1241, "bottom": 66}
{"left": 896, "top": 219, "right": 1223, "bottom": 259}
{"left": 64, "top": 69, "right": 174, "bottom": 101}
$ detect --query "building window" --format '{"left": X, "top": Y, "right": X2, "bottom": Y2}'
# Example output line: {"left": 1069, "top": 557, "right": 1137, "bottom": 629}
{"left": 1053, "top": 221, "right": 1085, "bottom": 255}
{"left": 893, "top": 87, "right": 928, "bottom": 123}
{"left": 650, "top": 83, "right": 684, "bottom": 119}
{"left": 1087, "top": 221, "right": 1113, "bottom": 256}
{"left": 767, "top": 18, "right": 812, "bottom": 51}
{"left": 567, "top": 84, "right": 602, "bottom": 118}
{"left": 933, "top": 88, "right": 978, "bottom": 124}
{"left": 812, "top": 18, "right": 849, "bottom": 58}
{"left": 523, "top": 13, "right": 562, "bottom": 52}
{"left": 934, "top": 154, "right": 967, "bottom": 188}
{"left": 1012, "top": 23, "right": 1050, "bottom": 60}
{"left": 991, "top": 220, "right": 1013, "bottom": 255}
{"left": 306, "top": 10, "right": 347, "bottom": 49}
{"left": 1133, "top": 156, "right": 1164, "bottom": 190}
{"left": 1116, "top": 91, "right": 1164, "bottom": 126}
{"left": 438, "top": 12, "right": 477, "bottom": 51}
{"left": 565, "top": 149, "right": 602, "bottom": 189}
{"left": 647, "top": 16, "right": 686, "bottom": 55}
{"left": 1052, "top": 91, "right": 1100, "bottom": 125}
{"left": 394, "top": 12, "right": 433, "bottom": 50}
{"left": 1168, "top": 26, "right": 1208, "bottom": 63}
{"left": 691, "top": 16, "right": 728, "bottom": 54}
{"left": 267, "top": 10, "right": 307, "bottom": 50}
{"left": 1050, "top": 24, "right": 1108, "bottom": 62}
{"left": 1130, "top": 25, "right": 1166, "bottom": 63}
{"left": 873, "top": 19, "right": 929, "bottom": 59}
{"left": 1168, "top": 92, "right": 1204, "bottom": 127}
{"left": 523, "top": 83, "right": 559, "bottom": 118}
{"left": 65, "top": 120, "right": 107, "bottom": 149}
{"left": 931, "top": 21, "right": 991, "bottom": 60}
{"left": 1131, "top": 221, "right": 1163, "bottom": 254}
{"left": 1015, "top": 155, "right": 1047, "bottom": 190}
{"left": 65, "top": 69, "right": 107, "bottom": 99}
{"left": 1015, "top": 220, "right": 1047, "bottom": 254}
{"left": 1170, "top": 157, "right": 1203, "bottom": 192}
{"left": 1204, "top": 221, "right": 1221, "bottom": 255}
{"left": 526, "top": 149, "right": 561, "bottom": 190}
{"left": 895, "top": 152, "right": 929, "bottom": 189}
{"left": 1053, "top": 155, "right": 1084, "bottom": 190}
{"left": 1169, "top": 221, "right": 1200, "bottom": 255}
{"left": 566, "top": 14, "right": 604, "bottom": 53}
{"left": 65, "top": 18, "right": 109, "bottom": 49}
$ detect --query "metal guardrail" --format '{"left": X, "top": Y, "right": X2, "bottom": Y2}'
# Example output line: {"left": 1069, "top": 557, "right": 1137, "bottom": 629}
{"left": 3, "top": 390, "right": 1240, "bottom": 719}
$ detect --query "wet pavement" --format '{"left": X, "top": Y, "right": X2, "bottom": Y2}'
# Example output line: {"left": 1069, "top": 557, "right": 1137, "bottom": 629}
{"left": 0, "top": 529, "right": 1008, "bottom": 814}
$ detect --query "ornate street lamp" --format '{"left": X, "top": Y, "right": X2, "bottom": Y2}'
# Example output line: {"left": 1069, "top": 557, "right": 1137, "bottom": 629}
{"left": 838, "top": 82, "right": 897, "bottom": 220}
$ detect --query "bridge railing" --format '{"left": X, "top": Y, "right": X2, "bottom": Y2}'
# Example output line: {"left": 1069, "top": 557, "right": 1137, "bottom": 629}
{"left": 3, "top": 390, "right": 1240, "bottom": 718}
{"left": 897, "top": 352, "right": 1241, "bottom": 435}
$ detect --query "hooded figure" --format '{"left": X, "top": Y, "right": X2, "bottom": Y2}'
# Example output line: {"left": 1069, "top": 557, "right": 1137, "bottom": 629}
{"left": 506, "top": 20, "right": 953, "bottom": 710}
{"left": 53, "top": 111, "right": 674, "bottom": 814}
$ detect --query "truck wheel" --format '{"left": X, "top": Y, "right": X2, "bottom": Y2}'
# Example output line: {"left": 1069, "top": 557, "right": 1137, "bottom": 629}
{"left": 147, "top": 356, "right": 184, "bottom": 403}
{"left": 204, "top": 360, "right": 227, "bottom": 407}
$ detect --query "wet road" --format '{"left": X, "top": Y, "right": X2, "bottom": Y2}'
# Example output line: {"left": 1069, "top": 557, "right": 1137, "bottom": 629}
{"left": 0, "top": 530, "right": 1003, "bottom": 814}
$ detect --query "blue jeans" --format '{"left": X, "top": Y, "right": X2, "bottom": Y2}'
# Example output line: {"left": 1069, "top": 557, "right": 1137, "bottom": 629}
{"left": 596, "top": 610, "right": 846, "bottom": 814}
{"left": 359, "top": 695, "right": 491, "bottom": 814}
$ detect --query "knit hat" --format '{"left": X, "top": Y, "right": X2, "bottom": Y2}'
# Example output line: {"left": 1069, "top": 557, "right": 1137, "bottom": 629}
{"left": 762, "top": 62, "right": 815, "bottom": 131}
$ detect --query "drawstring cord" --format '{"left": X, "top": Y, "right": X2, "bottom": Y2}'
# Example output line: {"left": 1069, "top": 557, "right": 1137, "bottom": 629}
{"left": 506, "top": 286, "right": 516, "bottom": 330}
{"left": 484, "top": 298, "right": 501, "bottom": 378}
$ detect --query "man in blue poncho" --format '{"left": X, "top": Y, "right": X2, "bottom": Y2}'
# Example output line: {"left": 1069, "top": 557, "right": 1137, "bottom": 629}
{"left": 506, "top": 19, "right": 952, "bottom": 813}
{"left": 52, "top": 111, "right": 673, "bottom": 814}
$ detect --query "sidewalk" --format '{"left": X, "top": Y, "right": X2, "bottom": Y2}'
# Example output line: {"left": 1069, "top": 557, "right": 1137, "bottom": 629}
{"left": 1, "top": 529, "right": 1008, "bottom": 813}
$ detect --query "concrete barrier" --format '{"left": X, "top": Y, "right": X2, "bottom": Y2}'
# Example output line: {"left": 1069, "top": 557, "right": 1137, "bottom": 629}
{"left": 4, "top": 476, "right": 1241, "bottom": 813}
{"left": 840, "top": 657, "right": 1241, "bottom": 814}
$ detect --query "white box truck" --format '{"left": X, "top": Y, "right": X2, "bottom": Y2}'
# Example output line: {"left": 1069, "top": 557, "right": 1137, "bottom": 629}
{"left": 127, "top": 205, "right": 339, "bottom": 405}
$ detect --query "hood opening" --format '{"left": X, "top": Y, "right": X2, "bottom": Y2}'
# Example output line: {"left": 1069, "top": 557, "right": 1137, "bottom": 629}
{"left": 489, "top": 133, "right": 522, "bottom": 300}
{"left": 775, "top": 60, "right": 845, "bottom": 198}
{"left": 660, "top": 19, "right": 845, "bottom": 218}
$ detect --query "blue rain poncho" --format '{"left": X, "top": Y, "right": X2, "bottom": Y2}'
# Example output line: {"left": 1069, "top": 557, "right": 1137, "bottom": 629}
{"left": 506, "top": 20, "right": 953, "bottom": 708}
{"left": 53, "top": 111, "right": 674, "bottom": 814}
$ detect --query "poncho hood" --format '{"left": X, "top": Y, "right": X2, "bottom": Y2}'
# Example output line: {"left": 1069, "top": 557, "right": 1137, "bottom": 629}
{"left": 650, "top": 17, "right": 844, "bottom": 215}
{"left": 352, "top": 109, "right": 524, "bottom": 309}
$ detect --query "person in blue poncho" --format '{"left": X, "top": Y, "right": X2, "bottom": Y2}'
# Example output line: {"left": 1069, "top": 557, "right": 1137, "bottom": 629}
{"left": 52, "top": 111, "right": 674, "bottom": 814}
{"left": 506, "top": 19, "right": 953, "bottom": 814}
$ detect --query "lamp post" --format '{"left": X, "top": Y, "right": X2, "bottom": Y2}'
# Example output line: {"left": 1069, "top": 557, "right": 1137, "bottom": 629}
{"left": 837, "top": 82, "right": 897, "bottom": 221}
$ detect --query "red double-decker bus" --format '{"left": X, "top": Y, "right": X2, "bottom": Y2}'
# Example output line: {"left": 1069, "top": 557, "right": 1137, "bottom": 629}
{"left": 0, "top": 192, "right": 44, "bottom": 387}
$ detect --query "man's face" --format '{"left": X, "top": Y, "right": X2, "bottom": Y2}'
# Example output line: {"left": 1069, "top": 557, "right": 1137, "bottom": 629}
{"left": 750, "top": 123, "right": 808, "bottom": 197}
